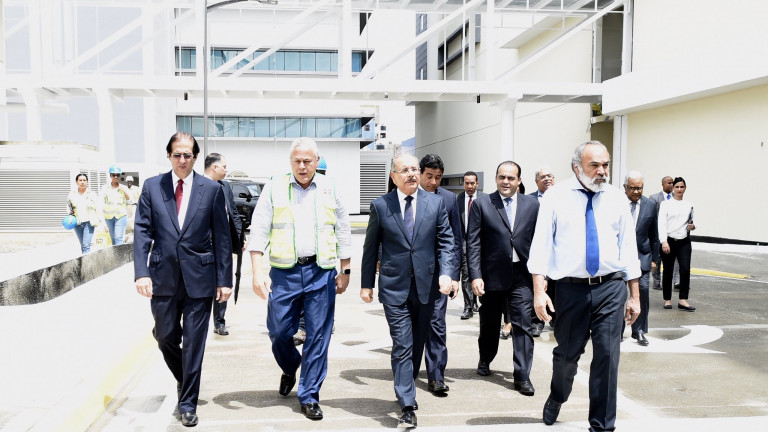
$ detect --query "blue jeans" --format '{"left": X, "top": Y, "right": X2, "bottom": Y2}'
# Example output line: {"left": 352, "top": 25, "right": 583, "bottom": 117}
{"left": 105, "top": 216, "right": 127, "bottom": 246}
{"left": 73, "top": 221, "right": 95, "bottom": 253}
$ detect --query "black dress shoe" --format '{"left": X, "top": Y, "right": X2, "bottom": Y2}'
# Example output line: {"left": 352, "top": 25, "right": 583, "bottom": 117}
{"left": 398, "top": 407, "right": 417, "bottom": 428}
{"left": 460, "top": 308, "right": 473, "bottom": 320}
{"left": 476, "top": 360, "right": 491, "bottom": 376}
{"left": 633, "top": 331, "right": 649, "bottom": 346}
{"left": 300, "top": 402, "right": 323, "bottom": 420}
{"left": 531, "top": 322, "right": 544, "bottom": 337}
{"left": 542, "top": 397, "right": 562, "bottom": 425}
{"left": 663, "top": 304, "right": 673, "bottom": 309}
{"left": 499, "top": 329, "right": 510, "bottom": 340}
{"left": 513, "top": 380, "right": 535, "bottom": 396}
{"left": 215, "top": 324, "right": 229, "bottom": 336}
{"left": 180, "top": 411, "right": 198, "bottom": 427}
{"left": 472, "top": 303, "right": 480, "bottom": 313}
{"left": 279, "top": 373, "right": 296, "bottom": 396}
{"left": 678, "top": 303, "right": 695, "bottom": 311}
{"left": 428, "top": 380, "right": 449, "bottom": 393}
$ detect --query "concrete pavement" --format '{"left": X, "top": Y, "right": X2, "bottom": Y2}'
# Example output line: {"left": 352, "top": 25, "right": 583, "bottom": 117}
{"left": 1, "top": 226, "right": 767, "bottom": 431}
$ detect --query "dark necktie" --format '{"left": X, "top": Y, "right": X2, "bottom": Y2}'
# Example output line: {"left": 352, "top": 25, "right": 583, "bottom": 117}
{"left": 580, "top": 190, "right": 599, "bottom": 276}
{"left": 175, "top": 179, "right": 183, "bottom": 215}
{"left": 403, "top": 195, "right": 414, "bottom": 241}
{"left": 504, "top": 197, "right": 514, "bottom": 228}
{"left": 630, "top": 201, "right": 637, "bottom": 222}
{"left": 467, "top": 195, "right": 473, "bottom": 212}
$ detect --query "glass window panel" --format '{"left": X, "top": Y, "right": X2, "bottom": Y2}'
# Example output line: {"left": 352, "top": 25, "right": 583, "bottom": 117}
{"left": 238, "top": 51, "right": 254, "bottom": 70}
{"left": 330, "top": 118, "right": 345, "bottom": 138}
{"left": 316, "top": 52, "right": 331, "bottom": 72}
{"left": 352, "top": 52, "right": 362, "bottom": 72}
{"left": 330, "top": 52, "right": 338, "bottom": 72}
{"left": 239, "top": 118, "right": 255, "bottom": 137}
{"left": 254, "top": 118, "right": 270, "bottom": 137}
{"left": 212, "top": 49, "right": 224, "bottom": 69}
{"left": 285, "top": 118, "right": 301, "bottom": 137}
{"left": 273, "top": 51, "right": 284, "bottom": 70}
{"left": 191, "top": 117, "right": 204, "bottom": 137}
{"left": 300, "top": 52, "right": 315, "bottom": 71}
{"left": 212, "top": 118, "right": 224, "bottom": 137}
{"left": 345, "top": 118, "right": 362, "bottom": 138}
{"left": 188, "top": 49, "right": 196, "bottom": 70}
{"left": 221, "top": 117, "right": 238, "bottom": 137}
{"left": 253, "top": 50, "right": 270, "bottom": 71}
{"left": 301, "top": 118, "right": 316, "bottom": 137}
{"left": 274, "top": 118, "right": 286, "bottom": 137}
{"left": 284, "top": 52, "right": 300, "bottom": 71}
{"left": 316, "top": 118, "right": 331, "bottom": 138}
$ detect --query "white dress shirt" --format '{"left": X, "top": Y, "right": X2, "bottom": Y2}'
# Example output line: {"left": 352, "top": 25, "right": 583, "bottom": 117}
{"left": 628, "top": 197, "right": 640, "bottom": 227}
{"left": 171, "top": 170, "right": 193, "bottom": 229}
{"left": 463, "top": 192, "right": 475, "bottom": 232}
{"left": 247, "top": 174, "right": 352, "bottom": 260}
{"left": 528, "top": 176, "right": 641, "bottom": 280}
{"left": 658, "top": 198, "right": 694, "bottom": 241}
{"left": 503, "top": 192, "right": 520, "bottom": 263}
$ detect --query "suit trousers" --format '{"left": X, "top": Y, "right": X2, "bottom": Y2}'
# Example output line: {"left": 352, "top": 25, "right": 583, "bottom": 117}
{"left": 382, "top": 279, "right": 433, "bottom": 410}
{"left": 267, "top": 262, "right": 337, "bottom": 404}
{"left": 460, "top": 242, "right": 476, "bottom": 310}
{"left": 212, "top": 298, "right": 227, "bottom": 326}
{"left": 550, "top": 278, "right": 626, "bottom": 432}
{"left": 424, "top": 294, "right": 448, "bottom": 381}
{"left": 150, "top": 274, "right": 213, "bottom": 414}
{"left": 477, "top": 262, "right": 534, "bottom": 381}
{"left": 631, "top": 271, "right": 650, "bottom": 334}
{"left": 662, "top": 236, "right": 692, "bottom": 301}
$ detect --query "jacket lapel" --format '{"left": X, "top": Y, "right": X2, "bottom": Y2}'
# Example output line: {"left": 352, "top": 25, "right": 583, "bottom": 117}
{"left": 160, "top": 171, "right": 181, "bottom": 233}
{"left": 385, "top": 190, "right": 410, "bottom": 244}
{"left": 491, "top": 191, "right": 511, "bottom": 232}
{"left": 412, "top": 189, "right": 428, "bottom": 242}
{"left": 180, "top": 172, "right": 204, "bottom": 237}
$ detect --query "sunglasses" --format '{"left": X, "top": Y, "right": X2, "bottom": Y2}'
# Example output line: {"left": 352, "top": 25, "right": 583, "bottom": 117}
{"left": 171, "top": 153, "right": 195, "bottom": 160}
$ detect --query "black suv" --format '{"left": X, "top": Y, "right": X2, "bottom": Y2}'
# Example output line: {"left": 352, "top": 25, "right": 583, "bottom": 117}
{"left": 223, "top": 179, "right": 264, "bottom": 229}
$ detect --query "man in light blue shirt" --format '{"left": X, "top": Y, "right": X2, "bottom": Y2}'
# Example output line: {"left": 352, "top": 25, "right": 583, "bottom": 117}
{"left": 528, "top": 140, "right": 641, "bottom": 432}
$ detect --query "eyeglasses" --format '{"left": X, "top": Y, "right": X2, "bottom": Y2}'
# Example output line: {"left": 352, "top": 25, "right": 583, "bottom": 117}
{"left": 171, "top": 153, "right": 195, "bottom": 160}
{"left": 625, "top": 186, "right": 643, "bottom": 192}
{"left": 397, "top": 167, "right": 420, "bottom": 175}
{"left": 110, "top": 173, "right": 120, "bottom": 177}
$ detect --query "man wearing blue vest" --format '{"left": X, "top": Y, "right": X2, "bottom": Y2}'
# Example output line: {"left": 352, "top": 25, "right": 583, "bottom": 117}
{"left": 248, "top": 138, "right": 352, "bottom": 421}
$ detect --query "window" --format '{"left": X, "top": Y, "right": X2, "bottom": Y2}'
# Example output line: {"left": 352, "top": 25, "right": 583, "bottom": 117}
{"left": 300, "top": 52, "right": 316, "bottom": 71}
{"left": 177, "top": 116, "right": 364, "bottom": 139}
{"left": 175, "top": 47, "right": 369, "bottom": 74}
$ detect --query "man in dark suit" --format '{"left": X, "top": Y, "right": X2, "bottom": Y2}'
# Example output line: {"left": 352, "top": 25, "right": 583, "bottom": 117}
{"left": 134, "top": 132, "right": 233, "bottom": 427}
{"left": 466, "top": 161, "right": 539, "bottom": 396}
{"left": 457, "top": 171, "right": 483, "bottom": 319}
{"left": 528, "top": 165, "right": 556, "bottom": 336}
{"left": 648, "top": 176, "right": 675, "bottom": 290}
{"left": 417, "top": 154, "right": 462, "bottom": 395}
{"left": 624, "top": 171, "right": 660, "bottom": 346}
{"left": 204, "top": 153, "right": 243, "bottom": 336}
{"left": 361, "top": 153, "right": 455, "bottom": 428}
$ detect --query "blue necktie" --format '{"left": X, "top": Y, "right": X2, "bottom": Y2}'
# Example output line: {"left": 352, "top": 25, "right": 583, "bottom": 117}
{"left": 581, "top": 190, "right": 599, "bottom": 276}
{"left": 666, "top": 193, "right": 671, "bottom": 200}
{"left": 504, "top": 197, "right": 514, "bottom": 228}
{"left": 403, "top": 195, "right": 414, "bottom": 241}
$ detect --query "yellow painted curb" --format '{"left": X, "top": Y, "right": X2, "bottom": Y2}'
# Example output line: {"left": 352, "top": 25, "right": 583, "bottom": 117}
{"left": 33, "top": 333, "right": 157, "bottom": 432}
{"left": 691, "top": 268, "right": 749, "bottom": 279}
{"left": 351, "top": 222, "right": 368, "bottom": 227}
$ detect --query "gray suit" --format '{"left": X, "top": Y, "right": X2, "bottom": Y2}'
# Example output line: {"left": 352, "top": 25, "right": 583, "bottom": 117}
{"left": 630, "top": 196, "right": 660, "bottom": 334}
{"left": 648, "top": 190, "right": 677, "bottom": 289}
{"left": 457, "top": 190, "right": 484, "bottom": 312}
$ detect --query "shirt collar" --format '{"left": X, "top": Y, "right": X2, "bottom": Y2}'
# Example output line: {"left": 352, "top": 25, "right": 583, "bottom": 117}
{"left": 172, "top": 170, "right": 193, "bottom": 186}
{"left": 396, "top": 188, "right": 416, "bottom": 202}
{"left": 290, "top": 174, "right": 316, "bottom": 190}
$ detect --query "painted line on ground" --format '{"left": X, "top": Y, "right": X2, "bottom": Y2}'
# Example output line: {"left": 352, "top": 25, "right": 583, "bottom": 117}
{"left": 691, "top": 268, "right": 749, "bottom": 279}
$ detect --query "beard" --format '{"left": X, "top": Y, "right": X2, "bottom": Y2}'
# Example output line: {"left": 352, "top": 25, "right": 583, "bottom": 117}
{"left": 576, "top": 165, "right": 610, "bottom": 192}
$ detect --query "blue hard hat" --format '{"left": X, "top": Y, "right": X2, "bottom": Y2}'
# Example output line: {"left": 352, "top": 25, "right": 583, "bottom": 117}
{"left": 318, "top": 158, "right": 327, "bottom": 171}
{"left": 62, "top": 215, "right": 77, "bottom": 230}
{"left": 109, "top": 164, "right": 122, "bottom": 174}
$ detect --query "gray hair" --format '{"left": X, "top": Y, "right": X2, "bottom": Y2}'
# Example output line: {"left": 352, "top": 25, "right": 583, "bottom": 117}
{"left": 623, "top": 170, "right": 644, "bottom": 186}
{"left": 534, "top": 165, "right": 553, "bottom": 180}
{"left": 288, "top": 137, "right": 319, "bottom": 159}
{"left": 571, "top": 140, "right": 608, "bottom": 169}
{"left": 391, "top": 153, "right": 418, "bottom": 173}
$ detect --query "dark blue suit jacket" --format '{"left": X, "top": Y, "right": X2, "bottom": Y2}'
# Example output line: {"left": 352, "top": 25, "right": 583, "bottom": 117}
{"left": 435, "top": 187, "right": 462, "bottom": 280}
{"left": 466, "top": 191, "right": 539, "bottom": 291}
{"left": 361, "top": 189, "right": 455, "bottom": 305}
{"left": 134, "top": 171, "right": 233, "bottom": 298}
{"left": 634, "top": 195, "right": 660, "bottom": 272}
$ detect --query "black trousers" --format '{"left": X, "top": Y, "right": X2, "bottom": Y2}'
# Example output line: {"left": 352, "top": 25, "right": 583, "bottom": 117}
{"left": 661, "top": 236, "right": 692, "bottom": 300}
{"left": 460, "top": 242, "right": 476, "bottom": 310}
{"left": 550, "top": 278, "right": 626, "bottom": 432}
{"left": 150, "top": 275, "right": 213, "bottom": 414}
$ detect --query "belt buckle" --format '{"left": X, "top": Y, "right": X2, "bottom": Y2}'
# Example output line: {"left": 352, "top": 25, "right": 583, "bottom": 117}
{"left": 587, "top": 276, "right": 601, "bottom": 285}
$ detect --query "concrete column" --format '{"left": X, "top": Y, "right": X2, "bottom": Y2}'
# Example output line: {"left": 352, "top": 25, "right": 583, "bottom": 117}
{"left": 484, "top": 1, "right": 495, "bottom": 81}
{"left": 499, "top": 98, "right": 517, "bottom": 161}
{"left": 613, "top": 114, "right": 627, "bottom": 185}
{"left": 20, "top": 88, "right": 42, "bottom": 141}
{"left": 96, "top": 89, "right": 116, "bottom": 164}
{"left": 0, "top": 0, "right": 6, "bottom": 106}
{"left": 338, "top": 0, "right": 352, "bottom": 79}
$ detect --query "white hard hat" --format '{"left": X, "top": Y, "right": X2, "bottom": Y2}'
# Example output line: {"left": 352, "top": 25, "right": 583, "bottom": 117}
{"left": 126, "top": 175, "right": 134, "bottom": 181}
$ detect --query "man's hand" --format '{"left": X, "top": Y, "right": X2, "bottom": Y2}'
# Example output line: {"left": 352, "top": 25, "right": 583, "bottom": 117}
{"left": 135, "top": 277, "right": 153, "bottom": 298}
{"left": 252, "top": 273, "right": 271, "bottom": 300}
{"left": 471, "top": 278, "right": 485, "bottom": 297}
{"left": 438, "top": 275, "right": 452, "bottom": 295}
{"left": 651, "top": 261, "right": 657, "bottom": 271}
{"left": 661, "top": 241, "right": 670, "bottom": 254}
{"left": 335, "top": 273, "right": 350, "bottom": 294}
{"left": 533, "top": 274, "right": 553, "bottom": 322}
{"left": 449, "top": 280, "right": 459, "bottom": 299}
{"left": 625, "top": 279, "right": 641, "bottom": 325}
{"left": 360, "top": 288, "right": 374, "bottom": 303}
{"left": 216, "top": 287, "right": 232, "bottom": 303}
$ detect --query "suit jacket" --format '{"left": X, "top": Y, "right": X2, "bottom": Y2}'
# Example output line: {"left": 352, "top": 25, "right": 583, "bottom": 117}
{"left": 528, "top": 190, "right": 545, "bottom": 199}
{"left": 633, "top": 195, "right": 661, "bottom": 271}
{"left": 457, "top": 190, "right": 484, "bottom": 233}
{"left": 648, "top": 190, "right": 667, "bottom": 209}
{"left": 466, "top": 191, "right": 539, "bottom": 291}
{"left": 435, "top": 187, "right": 463, "bottom": 280}
{"left": 134, "top": 171, "right": 233, "bottom": 298}
{"left": 219, "top": 180, "right": 243, "bottom": 253}
{"left": 361, "top": 189, "right": 455, "bottom": 305}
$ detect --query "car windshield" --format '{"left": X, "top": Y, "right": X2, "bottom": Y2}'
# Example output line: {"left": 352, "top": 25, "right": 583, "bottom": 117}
{"left": 246, "top": 184, "right": 262, "bottom": 196}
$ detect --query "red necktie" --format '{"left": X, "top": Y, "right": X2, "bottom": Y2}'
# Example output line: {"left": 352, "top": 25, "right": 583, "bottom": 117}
{"left": 175, "top": 179, "right": 183, "bottom": 214}
{"left": 468, "top": 195, "right": 473, "bottom": 212}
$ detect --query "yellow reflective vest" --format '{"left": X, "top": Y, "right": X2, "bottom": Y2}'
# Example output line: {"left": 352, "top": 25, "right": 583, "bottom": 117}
{"left": 268, "top": 173, "right": 338, "bottom": 269}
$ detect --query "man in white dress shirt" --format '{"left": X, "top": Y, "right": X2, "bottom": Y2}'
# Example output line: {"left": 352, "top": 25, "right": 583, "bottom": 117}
{"left": 648, "top": 176, "right": 678, "bottom": 290}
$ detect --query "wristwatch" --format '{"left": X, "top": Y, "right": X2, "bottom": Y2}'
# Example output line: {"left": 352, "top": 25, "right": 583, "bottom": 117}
{"left": 342, "top": 269, "right": 351, "bottom": 275}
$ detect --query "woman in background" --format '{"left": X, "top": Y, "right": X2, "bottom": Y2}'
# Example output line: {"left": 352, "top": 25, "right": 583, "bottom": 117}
{"left": 67, "top": 173, "right": 100, "bottom": 253}
{"left": 658, "top": 177, "right": 696, "bottom": 311}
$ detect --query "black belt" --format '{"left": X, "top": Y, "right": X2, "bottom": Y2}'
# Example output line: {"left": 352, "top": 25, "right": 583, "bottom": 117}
{"left": 560, "top": 271, "right": 622, "bottom": 286}
{"left": 296, "top": 255, "right": 317, "bottom": 265}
